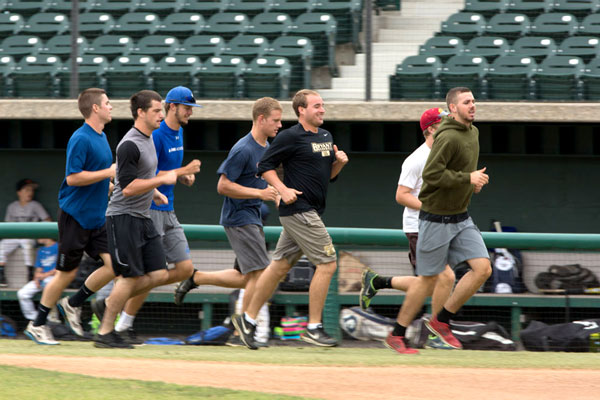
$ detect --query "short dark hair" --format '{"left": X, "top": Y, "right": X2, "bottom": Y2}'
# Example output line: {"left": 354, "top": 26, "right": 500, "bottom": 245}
{"left": 130, "top": 90, "right": 162, "bottom": 119}
{"left": 291, "top": 89, "right": 320, "bottom": 117}
{"left": 252, "top": 97, "right": 282, "bottom": 122}
{"left": 78, "top": 88, "right": 106, "bottom": 119}
{"left": 446, "top": 87, "right": 472, "bottom": 109}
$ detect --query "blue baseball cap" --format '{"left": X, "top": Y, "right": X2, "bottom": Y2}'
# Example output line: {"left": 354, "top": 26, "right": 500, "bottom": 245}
{"left": 165, "top": 86, "right": 202, "bottom": 107}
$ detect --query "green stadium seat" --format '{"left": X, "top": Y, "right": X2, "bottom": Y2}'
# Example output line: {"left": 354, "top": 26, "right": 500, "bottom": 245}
{"left": 293, "top": 12, "right": 338, "bottom": 76}
{"left": 506, "top": 0, "right": 552, "bottom": 17}
{"left": 3, "top": 0, "right": 47, "bottom": 17}
{"left": 533, "top": 55, "right": 584, "bottom": 100}
{"left": 183, "top": 0, "right": 227, "bottom": 17}
{"left": 578, "top": 14, "right": 600, "bottom": 37}
{"left": 486, "top": 54, "right": 537, "bottom": 99}
{"left": 243, "top": 55, "right": 291, "bottom": 99}
{"left": 178, "top": 35, "right": 226, "bottom": 61}
{"left": 581, "top": 56, "right": 600, "bottom": 100}
{"left": 203, "top": 12, "right": 251, "bottom": 40}
{"left": 265, "top": 35, "right": 312, "bottom": 91}
{"left": 57, "top": 55, "right": 109, "bottom": 97}
{"left": 485, "top": 13, "right": 530, "bottom": 41}
{"left": 271, "top": 0, "right": 316, "bottom": 17}
{"left": 439, "top": 54, "right": 489, "bottom": 99}
{"left": 551, "top": 0, "right": 600, "bottom": 17}
{"left": 225, "top": 0, "right": 273, "bottom": 17}
{"left": 105, "top": 54, "right": 153, "bottom": 97}
{"left": 196, "top": 55, "right": 246, "bottom": 98}
{"left": 0, "top": 13, "right": 25, "bottom": 39}
{"left": 511, "top": 36, "right": 556, "bottom": 63}
{"left": 40, "top": 35, "right": 88, "bottom": 61}
{"left": 77, "top": 13, "right": 116, "bottom": 39}
{"left": 11, "top": 54, "right": 61, "bottom": 97}
{"left": 22, "top": 12, "right": 69, "bottom": 39}
{"left": 135, "top": 0, "right": 185, "bottom": 17}
{"left": 221, "top": 34, "right": 269, "bottom": 63}
{"left": 557, "top": 36, "right": 600, "bottom": 63}
{"left": 151, "top": 55, "right": 202, "bottom": 96}
{"left": 246, "top": 12, "right": 293, "bottom": 39}
{"left": 419, "top": 36, "right": 464, "bottom": 63}
{"left": 0, "top": 35, "right": 43, "bottom": 59}
{"left": 88, "top": 0, "right": 139, "bottom": 18}
{"left": 463, "top": 0, "right": 510, "bottom": 17}
{"left": 465, "top": 36, "right": 510, "bottom": 62}
{"left": 156, "top": 13, "right": 204, "bottom": 40}
{"left": 130, "top": 35, "right": 180, "bottom": 61}
{"left": 389, "top": 55, "right": 442, "bottom": 100}
{"left": 86, "top": 34, "right": 134, "bottom": 60}
{"left": 112, "top": 12, "right": 159, "bottom": 39}
{"left": 0, "top": 56, "right": 16, "bottom": 96}
{"left": 439, "top": 12, "right": 486, "bottom": 41}
{"left": 530, "top": 12, "right": 579, "bottom": 39}
{"left": 46, "top": 0, "right": 92, "bottom": 14}
{"left": 313, "top": 0, "right": 362, "bottom": 50}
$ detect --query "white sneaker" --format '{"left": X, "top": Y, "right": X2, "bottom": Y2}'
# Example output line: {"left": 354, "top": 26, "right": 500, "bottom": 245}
{"left": 57, "top": 297, "right": 84, "bottom": 336}
{"left": 24, "top": 321, "right": 59, "bottom": 345}
{"left": 47, "top": 306, "right": 61, "bottom": 324}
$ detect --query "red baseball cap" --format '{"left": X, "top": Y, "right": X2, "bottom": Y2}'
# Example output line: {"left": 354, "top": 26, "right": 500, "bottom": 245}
{"left": 420, "top": 107, "right": 449, "bottom": 131}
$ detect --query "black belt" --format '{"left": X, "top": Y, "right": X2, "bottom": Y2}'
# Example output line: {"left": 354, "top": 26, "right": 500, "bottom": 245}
{"left": 419, "top": 211, "right": 469, "bottom": 224}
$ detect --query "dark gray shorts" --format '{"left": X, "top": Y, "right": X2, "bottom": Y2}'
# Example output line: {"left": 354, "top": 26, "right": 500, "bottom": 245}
{"left": 224, "top": 224, "right": 270, "bottom": 275}
{"left": 416, "top": 217, "right": 489, "bottom": 276}
{"left": 273, "top": 210, "right": 337, "bottom": 267}
{"left": 150, "top": 209, "right": 191, "bottom": 264}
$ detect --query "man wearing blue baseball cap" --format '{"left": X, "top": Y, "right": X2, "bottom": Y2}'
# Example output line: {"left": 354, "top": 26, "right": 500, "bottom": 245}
{"left": 102, "top": 86, "right": 202, "bottom": 343}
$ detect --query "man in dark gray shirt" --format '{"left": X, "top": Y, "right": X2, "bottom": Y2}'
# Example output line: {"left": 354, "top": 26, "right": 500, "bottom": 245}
{"left": 93, "top": 90, "right": 199, "bottom": 348}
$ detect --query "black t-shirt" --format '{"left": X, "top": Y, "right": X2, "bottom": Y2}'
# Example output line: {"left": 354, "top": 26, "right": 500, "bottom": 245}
{"left": 257, "top": 123, "right": 335, "bottom": 217}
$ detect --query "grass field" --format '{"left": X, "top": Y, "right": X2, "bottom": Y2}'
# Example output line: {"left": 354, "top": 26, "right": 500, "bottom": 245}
{"left": 1, "top": 339, "right": 599, "bottom": 400}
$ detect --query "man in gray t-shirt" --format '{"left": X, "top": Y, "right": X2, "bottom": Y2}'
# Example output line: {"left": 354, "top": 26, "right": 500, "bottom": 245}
{"left": 0, "top": 179, "right": 51, "bottom": 286}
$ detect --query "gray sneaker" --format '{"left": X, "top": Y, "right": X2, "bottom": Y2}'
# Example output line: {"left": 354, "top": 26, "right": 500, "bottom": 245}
{"left": 24, "top": 321, "right": 59, "bottom": 345}
{"left": 359, "top": 268, "right": 380, "bottom": 310}
{"left": 301, "top": 325, "right": 338, "bottom": 347}
{"left": 57, "top": 297, "right": 84, "bottom": 336}
{"left": 231, "top": 314, "right": 258, "bottom": 350}
{"left": 94, "top": 331, "right": 134, "bottom": 349}
{"left": 174, "top": 271, "right": 198, "bottom": 306}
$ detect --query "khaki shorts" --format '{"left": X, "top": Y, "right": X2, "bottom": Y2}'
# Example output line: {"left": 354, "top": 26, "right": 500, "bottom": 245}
{"left": 273, "top": 210, "right": 337, "bottom": 266}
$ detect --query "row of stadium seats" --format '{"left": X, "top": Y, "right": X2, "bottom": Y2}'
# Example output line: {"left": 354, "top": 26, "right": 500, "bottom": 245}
{"left": 440, "top": 11, "right": 600, "bottom": 41}
{"left": 0, "top": 0, "right": 361, "bottom": 18}
{"left": 422, "top": 35, "right": 600, "bottom": 64}
{"left": 0, "top": 32, "right": 335, "bottom": 78}
{"left": 390, "top": 54, "right": 600, "bottom": 101}
{"left": 0, "top": 53, "right": 296, "bottom": 99}
{"left": 464, "top": 0, "right": 600, "bottom": 17}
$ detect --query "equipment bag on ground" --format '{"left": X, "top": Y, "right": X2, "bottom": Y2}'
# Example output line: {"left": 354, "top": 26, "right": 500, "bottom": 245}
{"left": 339, "top": 307, "right": 394, "bottom": 341}
{"left": 520, "top": 319, "right": 600, "bottom": 352}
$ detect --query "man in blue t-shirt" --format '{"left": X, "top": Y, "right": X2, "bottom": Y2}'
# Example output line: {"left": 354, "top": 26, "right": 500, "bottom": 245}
{"left": 25, "top": 88, "right": 116, "bottom": 345}
{"left": 173, "top": 98, "right": 281, "bottom": 323}
{"left": 108, "top": 86, "right": 202, "bottom": 340}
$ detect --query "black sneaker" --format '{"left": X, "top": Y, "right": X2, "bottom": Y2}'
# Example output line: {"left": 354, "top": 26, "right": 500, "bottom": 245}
{"left": 91, "top": 298, "right": 106, "bottom": 321}
{"left": 118, "top": 328, "right": 144, "bottom": 345}
{"left": 231, "top": 314, "right": 258, "bottom": 350}
{"left": 94, "top": 331, "right": 134, "bottom": 349}
{"left": 174, "top": 271, "right": 198, "bottom": 306}
{"left": 301, "top": 325, "right": 338, "bottom": 347}
{"left": 225, "top": 335, "right": 244, "bottom": 347}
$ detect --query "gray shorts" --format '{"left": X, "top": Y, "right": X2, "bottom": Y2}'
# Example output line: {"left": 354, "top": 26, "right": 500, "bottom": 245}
{"left": 273, "top": 210, "right": 337, "bottom": 267}
{"left": 150, "top": 209, "right": 191, "bottom": 264}
{"left": 224, "top": 224, "right": 270, "bottom": 275}
{"left": 416, "top": 217, "right": 489, "bottom": 276}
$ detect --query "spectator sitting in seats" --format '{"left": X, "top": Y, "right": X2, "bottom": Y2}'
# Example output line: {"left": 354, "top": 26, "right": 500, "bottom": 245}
{"left": 0, "top": 179, "right": 52, "bottom": 287}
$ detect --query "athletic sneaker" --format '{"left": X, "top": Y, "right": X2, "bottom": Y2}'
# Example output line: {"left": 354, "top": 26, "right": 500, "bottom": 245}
{"left": 117, "top": 328, "right": 144, "bottom": 345}
{"left": 384, "top": 333, "right": 418, "bottom": 354}
{"left": 301, "top": 325, "right": 338, "bottom": 347}
{"left": 24, "top": 321, "right": 59, "bottom": 345}
{"left": 225, "top": 335, "right": 244, "bottom": 347}
{"left": 425, "top": 316, "right": 462, "bottom": 349}
{"left": 91, "top": 298, "right": 106, "bottom": 321}
{"left": 424, "top": 334, "right": 455, "bottom": 350}
{"left": 57, "top": 297, "right": 84, "bottom": 336}
{"left": 94, "top": 331, "right": 134, "bottom": 349}
{"left": 231, "top": 314, "right": 258, "bottom": 350}
{"left": 174, "top": 271, "right": 198, "bottom": 306}
{"left": 359, "top": 268, "right": 379, "bottom": 310}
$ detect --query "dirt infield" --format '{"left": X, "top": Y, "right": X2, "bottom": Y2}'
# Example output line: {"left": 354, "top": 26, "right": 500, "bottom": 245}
{"left": 1, "top": 354, "right": 599, "bottom": 400}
